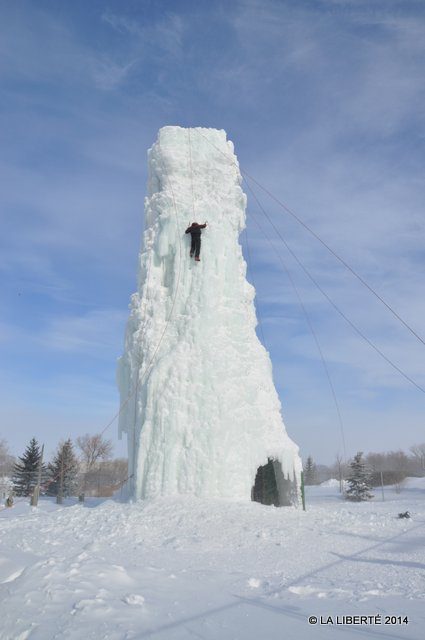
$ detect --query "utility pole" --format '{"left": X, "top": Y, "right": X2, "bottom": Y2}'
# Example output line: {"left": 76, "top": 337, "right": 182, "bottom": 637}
{"left": 30, "top": 444, "right": 44, "bottom": 507}
{"left": 57, "top": 448, "right": 64, "bottom": 505}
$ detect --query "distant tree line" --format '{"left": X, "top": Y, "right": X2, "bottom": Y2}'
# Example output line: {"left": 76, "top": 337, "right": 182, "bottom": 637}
{"left": 1, "top": 434, "right": 128, "bottom": 502}
{"left": 303, "top": 442, "right": 425, "bottom": 493}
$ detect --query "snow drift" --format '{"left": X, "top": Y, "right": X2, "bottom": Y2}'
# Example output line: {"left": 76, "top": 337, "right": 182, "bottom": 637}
{"left": 117, "top": 126, "right": 302, "bottom": 503}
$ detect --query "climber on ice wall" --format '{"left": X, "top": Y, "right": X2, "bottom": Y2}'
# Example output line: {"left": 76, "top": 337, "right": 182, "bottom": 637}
{"left": 185, "top": 222, "right": 207, "bottom": 261}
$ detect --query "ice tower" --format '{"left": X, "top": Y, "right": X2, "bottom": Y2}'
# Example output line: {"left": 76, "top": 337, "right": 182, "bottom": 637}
{"left": 117, "top": 126, "right": 302, "bottom": 505}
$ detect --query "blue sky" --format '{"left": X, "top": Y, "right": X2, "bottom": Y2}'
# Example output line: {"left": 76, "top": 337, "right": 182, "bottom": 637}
{"left": 1, "top": 0, "right": 424, "bottom": 464}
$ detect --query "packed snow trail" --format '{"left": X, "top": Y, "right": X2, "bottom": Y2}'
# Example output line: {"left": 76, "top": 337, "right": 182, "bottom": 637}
{"left": 117, "top": 126, "right": 301, "bottom": 501}
{"left": 1, "top": 483, "right": 425, "bottom": 639}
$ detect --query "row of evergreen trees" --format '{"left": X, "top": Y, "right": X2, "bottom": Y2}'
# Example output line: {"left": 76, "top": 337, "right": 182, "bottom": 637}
{"left": 12, "top": 437, "right": 79, "bottom": 498}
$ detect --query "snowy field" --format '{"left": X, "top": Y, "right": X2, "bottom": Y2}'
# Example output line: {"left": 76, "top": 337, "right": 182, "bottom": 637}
{"left": 0, "top": 480, "right": 424, "bottom": 640}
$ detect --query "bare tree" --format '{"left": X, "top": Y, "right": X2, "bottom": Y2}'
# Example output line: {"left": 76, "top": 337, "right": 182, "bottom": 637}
{"left": 83, "top": 458, "right": 128, "bottom": 497}
{"left": 0, "top": 439, "right": 15, "bottom": 500}
{"left": 0, "top": 439, "right": 15, "bottom": 477}
{"left": 333, "top": 453, "right": 347, "bottom": 493}
{"left": 366, "top": 450, "right": 409, "bottom": 490}
{"left": 387, "top": 450, "right": 409, "bottom": 492}
{"left": 76, "top": 434, "right": 113, "bottom": 473}
{"left": 410, "top": 443, "right": 425, "bottom": 473}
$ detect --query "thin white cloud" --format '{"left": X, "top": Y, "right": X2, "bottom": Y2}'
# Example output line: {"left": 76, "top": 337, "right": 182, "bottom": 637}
{"left": 0, "top": 5, "right": 145, "bottom": 92}
{"left": 38, "top": 309, "right": 128, "bottom": 354}
{"left": 0, "top": 308, "right": 127, "bottom": 361}
{"left": 221, "top": 0, "right": 425, "bottom": 139}
{"left": 90, "top": 57, "right": 138, "bottom": 91}
{"left": 101, "top": 11, "right": 144, "bottom": 37}
{"left": 101, "top": 9, "right": 185, "bottom": 60}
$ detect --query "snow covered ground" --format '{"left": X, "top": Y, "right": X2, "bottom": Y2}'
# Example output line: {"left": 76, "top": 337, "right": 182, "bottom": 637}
{"left": 0, "top": 480, "right": 424, "bottom": 639}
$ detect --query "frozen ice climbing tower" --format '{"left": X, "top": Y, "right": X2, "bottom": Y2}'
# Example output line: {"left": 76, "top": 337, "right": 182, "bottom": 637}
{"left": 117, "top": 126, "right": 302, "bottom": 505}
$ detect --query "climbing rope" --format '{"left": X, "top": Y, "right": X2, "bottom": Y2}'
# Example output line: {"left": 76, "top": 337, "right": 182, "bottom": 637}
{"left": 124, "top": 135, "right": 185, "bottom": 490}
{"left": 249, "top": 182, "right": 425, "bottom": 395}
{"left": 245, "top": 184, "right": 348, "bottom": 459}
{"left": 4, "top": 131, "right": 196, "bottom": 507}
{"left": 243, "top": 171, "right": 425, "bottom": 349}
{"left": 194, "top": 129, "right": 425, "bottom": 351}
{"left": 194, "top": 128, "right": 425, "bottom": 398}
{"left": 97, "top": 133, "right": 184, "bottom": 460}
{"left": 10, "top": 130, "right": 421, "bottom": 508}
{"left": 187, "top": 128, "right": 196, "bottom": 221}
{"left": 192, "top": 127, "right": 347, "bottom": 461}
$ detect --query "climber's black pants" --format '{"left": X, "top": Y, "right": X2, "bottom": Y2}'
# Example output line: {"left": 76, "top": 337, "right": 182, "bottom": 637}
{"left": 190, "top": 235, "right": 201, "bottom": 258}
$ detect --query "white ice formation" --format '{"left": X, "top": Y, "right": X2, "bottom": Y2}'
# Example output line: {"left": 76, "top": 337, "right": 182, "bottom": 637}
{"left": 117, "top": 126, "right": 302, "bottom": 504}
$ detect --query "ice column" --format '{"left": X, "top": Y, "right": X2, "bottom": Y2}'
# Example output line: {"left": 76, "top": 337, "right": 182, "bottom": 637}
{"left": 117, "top": 126, "right": 302, "bottom": 504}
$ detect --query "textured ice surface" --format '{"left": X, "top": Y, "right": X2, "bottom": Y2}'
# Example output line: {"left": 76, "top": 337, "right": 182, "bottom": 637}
{"left": 117, "top": 126, "right": 302, "bottom": 500}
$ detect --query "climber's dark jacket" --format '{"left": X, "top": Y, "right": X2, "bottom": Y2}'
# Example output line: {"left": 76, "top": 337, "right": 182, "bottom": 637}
{"left": 185, "top": 223, "right": 207, "bottom": 236}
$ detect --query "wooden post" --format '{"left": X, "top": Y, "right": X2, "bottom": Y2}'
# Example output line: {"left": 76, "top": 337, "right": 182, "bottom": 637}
{"left": 380, "top": 470, "right": 385, "bottom": 501}
{"left": 31, "top": 444, "right": 44, "bottom": 507}
{"left": 79, "top": 468, "right": 87, "bottom": 503}
{"left": 301, "top": 471, "right": 306, "bottom": 511}
{"left": 57, "top": 450, "right": 64, "bottom": 505}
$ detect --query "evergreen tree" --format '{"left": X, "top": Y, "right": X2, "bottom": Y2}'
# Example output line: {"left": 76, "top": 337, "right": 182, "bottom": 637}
{"left": 345, "top": 451, "right": 374, "bottom": 502}
{"left": 303, "top": 455, "right": 317, "bottom": 485}
{"left": 47, "top": 439, "right": 80, "bottom": 497}
{"left": 12, "top": 437, "right": 46, "bottom": 496}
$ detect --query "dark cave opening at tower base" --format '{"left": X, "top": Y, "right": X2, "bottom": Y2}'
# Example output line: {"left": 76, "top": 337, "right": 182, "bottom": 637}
{"left": 251, "top": 458, "right": 292, "bottom": 507}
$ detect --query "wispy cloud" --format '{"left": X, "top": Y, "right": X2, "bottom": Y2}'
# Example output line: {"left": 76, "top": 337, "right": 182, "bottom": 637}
{"left": 102, "top": 11, "right": 144, "bottom": 37}
{"left": 90, "top": 57, "right": 138, "bottom": 91}
{"left": 38, "top": 309, "right": 127, "bottom": 354}
{"left": 105, "top": 9, "right": 184, "bottom": 49}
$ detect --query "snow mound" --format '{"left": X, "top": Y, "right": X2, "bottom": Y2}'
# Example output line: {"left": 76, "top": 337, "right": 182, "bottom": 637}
{"left": 1, "top": 492, "right": 425, "bottom": 639}
{"left": 320, "top": 479, "right": 341, "bottom": 487}
{"left": 403, "top": 477, "right": 425, "bottom": 490}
